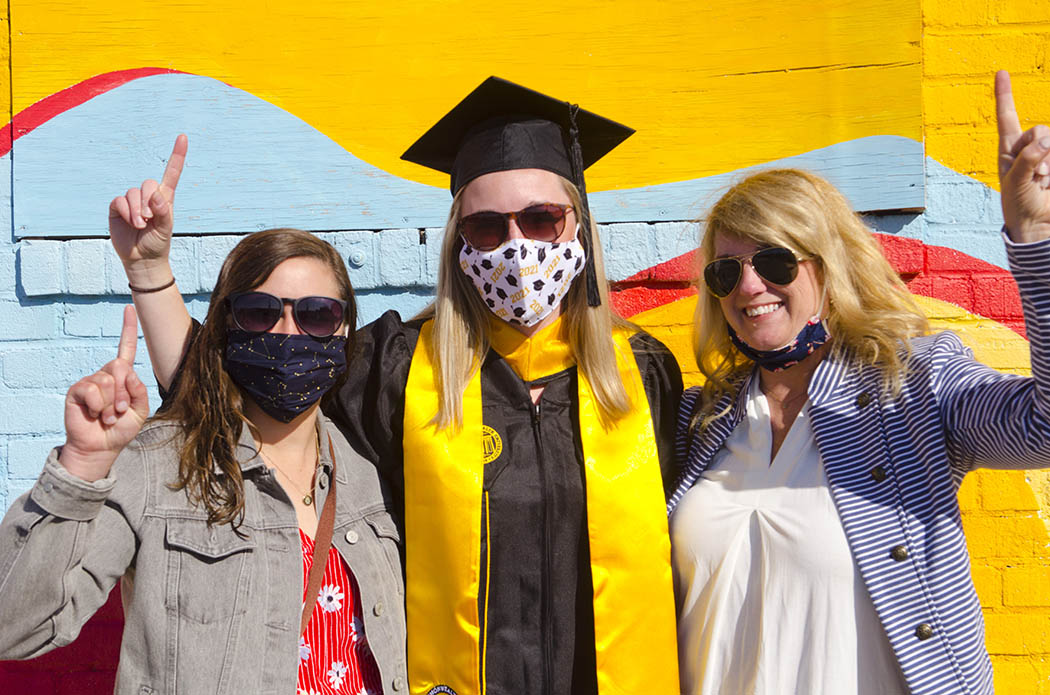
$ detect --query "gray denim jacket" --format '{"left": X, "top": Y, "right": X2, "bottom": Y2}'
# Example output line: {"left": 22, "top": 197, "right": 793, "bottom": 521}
{"left": 0, "top": 414, "right": 407, "bottom": 694}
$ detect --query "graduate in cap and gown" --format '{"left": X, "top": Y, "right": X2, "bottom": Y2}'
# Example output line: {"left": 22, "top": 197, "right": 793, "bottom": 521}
{"left": 114, "top": 77, "right": 682, "bottom": 695}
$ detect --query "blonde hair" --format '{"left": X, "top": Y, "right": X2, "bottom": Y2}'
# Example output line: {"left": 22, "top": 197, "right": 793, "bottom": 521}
{"left": 419, "top": 177, "right": 634, "bottom": 429}
{"left": 691, "top": 168, "right": 929, "bottom": 432}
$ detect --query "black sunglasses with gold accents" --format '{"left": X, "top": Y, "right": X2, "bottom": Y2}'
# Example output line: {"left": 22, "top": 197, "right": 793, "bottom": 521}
{"left": 703, "top": 246, "right": 800, "bottom": 298}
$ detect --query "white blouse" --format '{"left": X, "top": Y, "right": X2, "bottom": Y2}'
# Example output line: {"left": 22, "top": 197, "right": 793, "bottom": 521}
{"left": 670, "top": 378, "right": 908, "bottom": 695}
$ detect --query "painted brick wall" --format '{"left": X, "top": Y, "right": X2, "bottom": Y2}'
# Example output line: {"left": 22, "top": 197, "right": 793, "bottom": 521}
{"left": 922, "top": 1, "right": 1050, "bottom": 691}
{"left": 0, "top": 216, "right": 701, "bottom": 692}
{"left": 0, "top": 189, "right": 1027, "bottom": 693}
{"left": 924, "top": 0, "right": 1050, "bottom": 190}
{"left": 4, "top": 3, "right": 1050, "bottom": 695}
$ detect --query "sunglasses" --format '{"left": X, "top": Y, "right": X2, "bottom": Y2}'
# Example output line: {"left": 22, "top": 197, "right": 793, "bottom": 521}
{"left": 703, "top": 246, "right": 800, "bottom": 298}
{"left": 458, "top": 203, "right": 574, "bottom": 251}
{"left": 227, "top": 292, "right": 348, "bottom": 338}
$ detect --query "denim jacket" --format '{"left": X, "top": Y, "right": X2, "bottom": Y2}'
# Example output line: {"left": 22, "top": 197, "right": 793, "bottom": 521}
{"left": 0, "top": 414, "right": 407, "bottom": 695}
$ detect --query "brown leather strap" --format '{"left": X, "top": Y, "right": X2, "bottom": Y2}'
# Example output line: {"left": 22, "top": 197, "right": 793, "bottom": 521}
{"left": 301, "top": 434, "right": 338, "bottom": 635}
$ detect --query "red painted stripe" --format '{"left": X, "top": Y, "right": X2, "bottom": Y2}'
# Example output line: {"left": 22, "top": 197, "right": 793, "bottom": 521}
{"left": 613, "top": 233, "right": 1025, "bottom": 340}
{"left": 0, "top": 67, "right": 186, "bottom": 157}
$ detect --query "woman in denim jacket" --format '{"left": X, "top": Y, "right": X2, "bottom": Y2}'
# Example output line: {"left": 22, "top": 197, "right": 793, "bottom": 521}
{"left": 0, "top": 222, "right": 407, "bottom": 694}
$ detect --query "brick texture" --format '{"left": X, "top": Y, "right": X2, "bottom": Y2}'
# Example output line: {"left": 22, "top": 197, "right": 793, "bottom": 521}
{"left": 923, "top": 2, "right": 1050, "bottom": 686}
{"left": 4, "top": 0, "right": 1050, "bottom": 692}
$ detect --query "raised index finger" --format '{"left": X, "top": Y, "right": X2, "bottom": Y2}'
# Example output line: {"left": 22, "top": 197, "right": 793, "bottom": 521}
{"left": 995, "top": 70, "right": 1023, "bottom": 152}
{"left": 160, "top": 134, "right": 188, "bottom": 197}
{"left": 116, "top": 305, "right": 139, "bottom": 364}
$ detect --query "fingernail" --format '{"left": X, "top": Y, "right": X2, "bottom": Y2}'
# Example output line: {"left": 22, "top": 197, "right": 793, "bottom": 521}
{"left": 1040, "top": 137, "right": 1050, "bottom": 150}
{"left": 104, "top": 414, "right": 117, "bottom": 425}
{"left": 1039, "top": 162, "right": 1050, "bottom": 176}
{"left": 116, "top": 400, "right": 128, "bottom": 411}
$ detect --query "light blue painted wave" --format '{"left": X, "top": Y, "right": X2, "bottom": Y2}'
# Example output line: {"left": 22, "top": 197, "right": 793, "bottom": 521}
{"left": 15, "top": 73, "right": 924, "bottom": 241}
{"left": 592, "top": 135, "right": 924, "bottom": 221}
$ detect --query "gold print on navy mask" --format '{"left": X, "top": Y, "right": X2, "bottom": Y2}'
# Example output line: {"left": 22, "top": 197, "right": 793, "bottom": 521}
{"left": 224, "top": 330, "right": 348, "bottom": 423}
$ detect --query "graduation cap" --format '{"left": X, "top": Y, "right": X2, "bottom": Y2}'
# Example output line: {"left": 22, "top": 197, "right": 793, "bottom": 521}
{"left": 401, "top": 76, "right": 635, "bottom": 307}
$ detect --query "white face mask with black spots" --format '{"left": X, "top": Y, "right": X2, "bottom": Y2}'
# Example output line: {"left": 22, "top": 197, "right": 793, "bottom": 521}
{"left": 459, "top": 234, "right": 587, "bottom": 327}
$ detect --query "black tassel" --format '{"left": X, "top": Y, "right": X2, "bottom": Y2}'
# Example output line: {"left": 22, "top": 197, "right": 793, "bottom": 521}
{"left": 568, "top": 103, "right": 602, "bottom": 308}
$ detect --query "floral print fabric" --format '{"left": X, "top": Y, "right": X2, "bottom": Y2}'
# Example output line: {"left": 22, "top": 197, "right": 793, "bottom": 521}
{"left": 297, "top": 530, "right": 382, "bottom": 695}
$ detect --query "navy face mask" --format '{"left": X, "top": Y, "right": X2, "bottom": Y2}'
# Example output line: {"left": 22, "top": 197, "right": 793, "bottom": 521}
{"left": 727, "top": 317, "right": 830, "bottom": 372}
{"left": 224, "top": 329, "right": 348, "bottom": 423}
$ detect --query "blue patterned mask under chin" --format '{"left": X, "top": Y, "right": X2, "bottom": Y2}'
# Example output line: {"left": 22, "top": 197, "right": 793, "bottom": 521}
{"left": 224, "top": 329, "right": 348, "bottom": 423}
{"left": 727, "top": 317, "right": 831, "bottom": 372}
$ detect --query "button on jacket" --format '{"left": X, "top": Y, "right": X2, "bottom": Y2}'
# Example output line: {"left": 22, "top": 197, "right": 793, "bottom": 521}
{"left": 0, "top": 414, "right": 407, "bottom": 695}
{"left": 669, "top": 236, "right": 1050, "bottom": 695}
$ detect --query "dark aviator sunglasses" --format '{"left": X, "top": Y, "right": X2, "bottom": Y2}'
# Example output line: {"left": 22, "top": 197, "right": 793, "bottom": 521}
{"left": 703, "top": 246, "right": 800, "bottom": 298}
{"left": 227, "top": 292, "right": 348, "bottom": 338}
{"left": 458, "top": 203, "right": 574, "bottom": 251}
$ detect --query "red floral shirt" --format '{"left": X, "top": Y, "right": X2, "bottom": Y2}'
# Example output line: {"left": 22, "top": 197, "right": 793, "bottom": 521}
{"left": 297, "top": 530, "right": 383, "bottom": 695}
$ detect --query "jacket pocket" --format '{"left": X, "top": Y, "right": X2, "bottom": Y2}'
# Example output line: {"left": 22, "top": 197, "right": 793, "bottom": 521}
{"left": 364, "top": 510, "right": 401, "bottom": 543}
{"left": 364, "top": 511, "right": 403, "bottom": 595}
{"left": 164, "top": 517, "right": 255, "bottom": 624}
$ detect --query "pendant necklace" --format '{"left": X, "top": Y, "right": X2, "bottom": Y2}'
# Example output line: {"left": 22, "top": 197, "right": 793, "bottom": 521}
{"left": 263, "top": 437, "right": 322, "bottom": 506}
{"left": 272, "top": 464, "right": 315, "bottom": 506}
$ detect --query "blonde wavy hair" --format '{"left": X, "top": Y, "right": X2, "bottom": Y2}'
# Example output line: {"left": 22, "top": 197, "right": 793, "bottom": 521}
{"left": 691, "top": 168, "right": 929, "bottom": 432}
{"left": 419, "top": 176, "right": 635, "bottom": 429}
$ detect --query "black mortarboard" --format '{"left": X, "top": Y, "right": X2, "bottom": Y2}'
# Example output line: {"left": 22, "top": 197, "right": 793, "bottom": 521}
{"left": 401, "top": 76, "right": 635, "bottom": 307}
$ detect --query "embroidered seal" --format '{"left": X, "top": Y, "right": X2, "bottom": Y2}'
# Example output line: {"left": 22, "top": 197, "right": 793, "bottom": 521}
{"left": 482, "top": 425, "right": 503, "bottom": 464}
{"left": 427, "top": 687, "right": 458, "bottom": 695}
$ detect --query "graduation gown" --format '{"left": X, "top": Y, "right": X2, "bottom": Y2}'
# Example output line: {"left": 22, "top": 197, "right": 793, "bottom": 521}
{"left": 330, "top": 310, "right": 682, "bottom": 695}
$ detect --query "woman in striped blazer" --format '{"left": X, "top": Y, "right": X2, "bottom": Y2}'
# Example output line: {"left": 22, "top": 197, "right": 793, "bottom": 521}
{"left": 668, "top": 71, "right": 1050, "bottom": 695}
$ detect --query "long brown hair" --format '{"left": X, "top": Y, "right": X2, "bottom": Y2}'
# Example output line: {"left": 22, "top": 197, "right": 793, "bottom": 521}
{"left": 157, "top": 228, "right": 357, "bottom": 527}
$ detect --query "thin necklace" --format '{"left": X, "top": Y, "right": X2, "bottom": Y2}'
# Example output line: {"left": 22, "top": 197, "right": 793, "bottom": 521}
{"left": 262, "top": 437, "right": 322, "bottom": 506}
{"left": 764, "top": 388, "right": 809, "bottom": 409}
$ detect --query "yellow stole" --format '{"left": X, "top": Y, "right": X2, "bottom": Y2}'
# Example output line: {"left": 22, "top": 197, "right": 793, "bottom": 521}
{"left": 403, "top": 317, "right": 679, "bottom": 695}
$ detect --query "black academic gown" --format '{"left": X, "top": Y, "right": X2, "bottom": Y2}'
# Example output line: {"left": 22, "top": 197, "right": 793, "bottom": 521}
{"left": 329, "top": 310, "right": 682, "bottom": 695}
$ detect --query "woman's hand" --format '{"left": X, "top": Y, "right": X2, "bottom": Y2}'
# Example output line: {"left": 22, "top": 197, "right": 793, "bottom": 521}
{"left": 60, "top": 306, "right": 150, "bottom": 482}
{"left": 108, "top": 134, "right": 187, "bottom": 289}
{"left": 995, "top": 71, "right": 1050, "bottom": 244}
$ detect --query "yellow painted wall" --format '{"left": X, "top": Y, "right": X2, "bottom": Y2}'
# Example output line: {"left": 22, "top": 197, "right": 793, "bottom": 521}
{"left": 2, "top": 0, "right": 1047, "bottom": 689}
{"left": 8, "top": 0, "right": 920, "bottom": 191}
{"left": 633, "top": 6, "right": 1050, "bottom": 688}
{"left": 1, "top": 7, "right": 8, "bottom": 125}
{"left": 924, "top": 2, "right": 1050, "bottom": 188}
{"left": 923, "top": 3, "right": 1050, "bottom": 691}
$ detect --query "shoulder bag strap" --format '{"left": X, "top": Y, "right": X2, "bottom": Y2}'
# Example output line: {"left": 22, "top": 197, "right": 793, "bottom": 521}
{"left": 300, "top": 434, "right": 338, "bottom": 635}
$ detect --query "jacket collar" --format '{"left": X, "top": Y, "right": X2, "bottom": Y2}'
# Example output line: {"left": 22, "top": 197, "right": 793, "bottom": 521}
{"left": 669, "top": 348, "right": 864, "bottom": 513}
{"left": 229, "top": 412, "right": 338, "bottom": 482}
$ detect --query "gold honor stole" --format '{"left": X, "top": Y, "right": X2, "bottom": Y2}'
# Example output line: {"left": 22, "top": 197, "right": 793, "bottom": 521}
{"left": 403, "top": 318, "right": 679, "bottom": 695}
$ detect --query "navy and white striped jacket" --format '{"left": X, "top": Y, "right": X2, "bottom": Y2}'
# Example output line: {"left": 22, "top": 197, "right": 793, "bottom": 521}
{"left": 668, "top": 237, "right": 1050, "bottom": 695}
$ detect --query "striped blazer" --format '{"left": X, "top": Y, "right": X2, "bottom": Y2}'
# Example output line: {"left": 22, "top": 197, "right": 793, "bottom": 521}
{"left": 668, "top": 236, "right": 1050, "bottom": 695}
